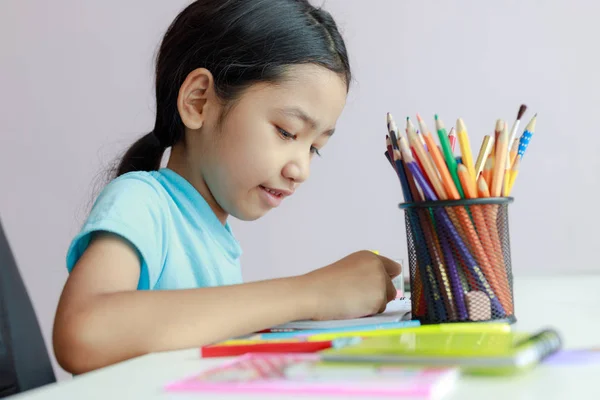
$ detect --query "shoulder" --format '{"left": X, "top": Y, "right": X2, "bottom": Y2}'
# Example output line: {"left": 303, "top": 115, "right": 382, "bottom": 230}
{"left": 92, "top": 171, "right": 167, "bottom": 212}
{"left": 66, "top": 171, "right": 171, "bottom": 279}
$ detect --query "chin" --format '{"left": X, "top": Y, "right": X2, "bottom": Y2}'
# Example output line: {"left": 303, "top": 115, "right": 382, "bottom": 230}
{"left": 230, "top": 207, "right": 269, "bottom": 222}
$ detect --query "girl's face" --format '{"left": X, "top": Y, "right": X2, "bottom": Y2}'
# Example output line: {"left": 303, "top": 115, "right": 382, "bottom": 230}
{"left": 172, "top": 64, "right": 348, "bottom": 223}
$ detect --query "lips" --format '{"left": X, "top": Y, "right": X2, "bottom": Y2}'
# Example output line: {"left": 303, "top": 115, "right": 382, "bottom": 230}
{"left": 259, "top": 185, "right": 294, "bottom": 197}
{"left": 261, "top": 186, "right": 284, "bottom": 197}
{"left": 259, "top": 185, "right": 294, "bottom": 208}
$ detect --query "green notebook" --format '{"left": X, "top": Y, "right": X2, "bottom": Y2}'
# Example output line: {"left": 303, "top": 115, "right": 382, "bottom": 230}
{"left": 320, "top": 328, "right": 562, "bottom": 375}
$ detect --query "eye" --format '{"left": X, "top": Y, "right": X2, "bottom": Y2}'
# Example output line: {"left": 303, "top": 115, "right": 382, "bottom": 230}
{"left": 276, "top": 127, "right": 296, "bottom": 140}
{"left": 310, "top": 146, "right": 322, "bottom": 157}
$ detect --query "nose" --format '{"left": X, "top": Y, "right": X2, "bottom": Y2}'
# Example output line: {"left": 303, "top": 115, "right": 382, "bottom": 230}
{"left": 282, "top": 153, "right": 311, "bottom": 184}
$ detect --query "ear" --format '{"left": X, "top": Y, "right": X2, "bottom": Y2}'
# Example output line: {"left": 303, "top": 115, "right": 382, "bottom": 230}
{"left": 177, "top": 68, "right": 215, "bottom": 130}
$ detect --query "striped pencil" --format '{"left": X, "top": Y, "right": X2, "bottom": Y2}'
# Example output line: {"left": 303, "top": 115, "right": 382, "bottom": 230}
{"left": 503, "top": 105, "right": 527, "bottom": 195}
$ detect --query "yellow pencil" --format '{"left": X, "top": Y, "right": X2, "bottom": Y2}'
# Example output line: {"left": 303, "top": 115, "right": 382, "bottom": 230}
{"left": 508, "top": 138, "right": 519, "bottom": 169}
{"left": 507, "top": 155, "right": 521, "bottom": 195}
{"left": 474, "top": 135, "right": 494, "bottom": 179}
{"left": 456, "top": 118, "right": 476, "bottom": 184}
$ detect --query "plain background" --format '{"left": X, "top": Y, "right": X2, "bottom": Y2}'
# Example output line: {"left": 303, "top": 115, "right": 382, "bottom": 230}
{"left": 1, "top": 0, "right": 598, "bottom": 381}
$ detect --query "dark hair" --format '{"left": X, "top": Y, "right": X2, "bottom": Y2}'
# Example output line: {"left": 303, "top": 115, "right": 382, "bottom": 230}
{"left": 114, "top": 0, "right": 351, "bottom": 178}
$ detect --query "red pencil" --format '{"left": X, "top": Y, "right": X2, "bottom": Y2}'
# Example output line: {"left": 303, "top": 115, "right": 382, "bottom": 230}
{"left": 200, "top": 340, "right": 334, "bottom": 358}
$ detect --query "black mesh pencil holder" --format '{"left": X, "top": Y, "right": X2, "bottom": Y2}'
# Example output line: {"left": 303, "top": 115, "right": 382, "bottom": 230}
{"left": 399, "top": 197, "right": 516, "bottom": 324}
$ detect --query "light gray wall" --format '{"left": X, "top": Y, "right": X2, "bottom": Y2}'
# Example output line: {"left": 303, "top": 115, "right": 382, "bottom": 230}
{"left": 1, "top": 0, "right": 598, "bottom": 381}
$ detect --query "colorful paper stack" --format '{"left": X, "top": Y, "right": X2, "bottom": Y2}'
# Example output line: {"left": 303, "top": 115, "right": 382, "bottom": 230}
{"left": 384, "top": 105, "right": 537, "bottom": 323}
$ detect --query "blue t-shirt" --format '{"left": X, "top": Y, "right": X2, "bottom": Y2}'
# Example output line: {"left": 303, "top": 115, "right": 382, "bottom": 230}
{"left": 66, "top": 168, "right": 243, "bottom": 290}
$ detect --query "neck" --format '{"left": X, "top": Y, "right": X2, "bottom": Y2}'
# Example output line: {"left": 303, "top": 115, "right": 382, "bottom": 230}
{"left": 166, "top": 144, "right": 229, "bottom": 225}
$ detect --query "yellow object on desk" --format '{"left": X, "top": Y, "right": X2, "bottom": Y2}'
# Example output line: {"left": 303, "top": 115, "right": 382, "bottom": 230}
{"left": 309, "top": 322, "right": 511, "bottom": 341}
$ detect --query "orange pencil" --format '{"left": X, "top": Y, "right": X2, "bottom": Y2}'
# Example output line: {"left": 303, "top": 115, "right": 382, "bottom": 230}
{"left": 458, "top": 164, "right": 512, "bottom": 313}
{"left": 477, "top": 176, "right": 491, "bottom": 198}
{"left": 482, "top": 157, "right": 494, "bottom": 188}
{"left": 406, "top": 124, "right": 448, "bottom": 200}
{"left": 457, "top": 164, "right": 477, "bottom": 199}
{"left": 494, "top": 119, "right": 503, "bottom": 152}
{"left": 478, "top": 174, "right": 513, "bottom": 314}
{"left": 421, "top": 131, "right": 461, "bottom": 200}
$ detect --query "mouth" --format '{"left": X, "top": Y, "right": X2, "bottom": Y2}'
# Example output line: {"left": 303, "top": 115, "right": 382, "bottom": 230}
{"left": 258, "top": 185, "right": 293, "bottom": 208}
{"left": 259, "top": 185, "right": 293, "bottom": 197}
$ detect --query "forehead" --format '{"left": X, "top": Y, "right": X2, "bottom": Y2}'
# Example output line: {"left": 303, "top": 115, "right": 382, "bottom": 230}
{"left": 238, "top": 64, "right": 348, "bottom": 129}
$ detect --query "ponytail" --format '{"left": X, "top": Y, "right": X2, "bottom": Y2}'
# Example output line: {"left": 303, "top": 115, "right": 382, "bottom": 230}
{"left": 115, "top": 132, "right": 166, "bottom": 178}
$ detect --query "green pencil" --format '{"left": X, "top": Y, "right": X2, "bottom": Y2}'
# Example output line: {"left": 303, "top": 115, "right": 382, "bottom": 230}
{"left": 435, "top": 115, "right": 464, "bottom": 198}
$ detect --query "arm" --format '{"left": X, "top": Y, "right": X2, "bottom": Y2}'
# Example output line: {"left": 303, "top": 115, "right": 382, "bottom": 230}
{"left": 53, "top": 232, "right": 315, "bottom": 375}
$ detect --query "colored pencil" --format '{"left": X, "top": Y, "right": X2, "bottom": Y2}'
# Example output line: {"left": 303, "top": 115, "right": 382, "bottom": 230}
{"left": 474, "top": 135, "right": 494, "bottom": 179}
{"left": 448, "top": 127, "right": 457, "bottom": 153}
{"left": 406, "top": 122, "right": 447, "bottom": 200}
{"left": 456, "top": 118, "right": 476, "bottom": 185}
{"left": 420, "top": 124, "right": 460, "bottom": 200}
{"left": 491, "top": 121, "right": 508, "bottom": 197}
{"left": 482, "top": 157, "right": 494, "bottom": 189}
{"left": 458, "top": 164, "right": 511, "bottom": 312}
{"left": 504, "top": 105, "right": 527, "bottom": 195}
{"left": 477, "top": 175, "right": 491, "bottom": 198}
{"left": 507, "top": 155, "right": 520, "bottom": 195}
{"left": 386, "top": 113, "right": 400, "bottom": 150}
{"left": 509, "top": 138, "right": 519, "bottom": 169}
{"left": 435, "top": 115, "right": 464, "bottom": 198}
{"left": 517, "top": 114, "right": 537, "bottom": 160}
{"left": 506, "top": 104, "right": 528, "bottom": 160}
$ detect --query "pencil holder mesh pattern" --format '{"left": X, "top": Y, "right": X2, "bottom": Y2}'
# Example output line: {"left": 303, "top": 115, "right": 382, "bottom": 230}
{"left": 400, "top": 197, "right": 516, "bottom": 324}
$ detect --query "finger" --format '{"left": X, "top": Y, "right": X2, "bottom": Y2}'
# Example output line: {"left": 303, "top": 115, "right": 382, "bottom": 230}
{"left": 377, "top": 298, "right": 388, "bottom": 314}
{"left": 377, "top": 255, "right": 402, "bottom": 279}
{"left": 385, "top": 276, "right": 397, "bottom": 302}
{"left": 377, "top": 278, "right": 397, "bottom": 314}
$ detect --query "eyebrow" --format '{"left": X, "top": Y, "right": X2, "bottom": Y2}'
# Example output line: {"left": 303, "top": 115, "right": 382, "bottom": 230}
{"left": 279, "top": 107, "right": 336, "bottom": 136}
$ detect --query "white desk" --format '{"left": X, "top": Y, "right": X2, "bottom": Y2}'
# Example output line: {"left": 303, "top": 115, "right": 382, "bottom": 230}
{"left": 13, "top": 275, "right": 600, "bottom": 400}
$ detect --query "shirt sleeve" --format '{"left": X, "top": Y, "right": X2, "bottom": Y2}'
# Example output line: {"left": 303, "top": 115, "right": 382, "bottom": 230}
{"left": 65, "top": 174, "right": 168, "bottom": 290}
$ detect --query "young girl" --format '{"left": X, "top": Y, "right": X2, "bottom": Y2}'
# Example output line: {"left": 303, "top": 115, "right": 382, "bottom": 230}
{"left": 53, "top": 0, "right": 401, "bottom": 374}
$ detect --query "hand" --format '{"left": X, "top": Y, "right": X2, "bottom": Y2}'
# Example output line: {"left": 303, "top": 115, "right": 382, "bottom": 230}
{"left": 300, "top": 250, "right": 401, "bottom": 321}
